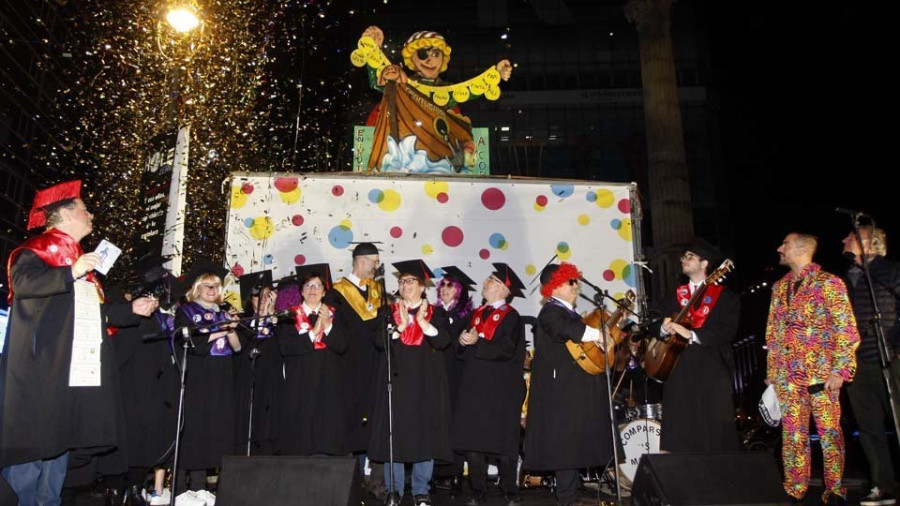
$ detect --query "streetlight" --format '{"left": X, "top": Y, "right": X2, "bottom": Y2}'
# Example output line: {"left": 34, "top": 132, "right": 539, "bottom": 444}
{"left": 166, "top": 7, "right": 200, "bottom": 33}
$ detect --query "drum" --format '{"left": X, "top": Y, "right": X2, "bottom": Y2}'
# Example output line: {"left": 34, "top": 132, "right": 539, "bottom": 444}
{"left": 625, "top": 403, "right": 662, "bottom": 422}
{"left": 617, "top": 418, "right": 662, "bottom": 487}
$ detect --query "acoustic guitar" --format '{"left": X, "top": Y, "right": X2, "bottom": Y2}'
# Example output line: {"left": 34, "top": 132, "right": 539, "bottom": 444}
{"left": 566, "top": 290, "right": 636, "bottom": 375}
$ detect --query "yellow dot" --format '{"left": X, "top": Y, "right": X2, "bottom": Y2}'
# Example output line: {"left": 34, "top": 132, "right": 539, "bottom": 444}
{"left": 424, "top": 181, "right": 449, "bottom": 199}
{"left": 358, "top": 36, "right": 376, "bottom": 52}
{"left": 230, "top": 186, "right": 247, "bottom": 208}
{"left": 452, "top": 86, "right": 470, "bottom": 103}
{"left": 612, "top": 291, "right": 626, "bottom": 301}
{"left": 484, "top": 85, "right": 501, "bottom": 101}
{"left": 525, "top": 264, "right": 536, "bottom": 276}
{"left": 250, "top": 216, "right": 275, "bottom": 240}
{"left": 578, "top": 214, "right": 590, "bottom": 225}
{"left": 610, "top": 259, "right": 629, "bottom": 280}
{"left": 595, "top": 189, "right": 615, "bottom": 208}
{"left": 484, "top": 68, "right": 501, "bottom": 86}
{"left": 618, "top": 218, "right": 633, "bottom": 241}
{"left": 558, "top": 249, "right": 572, "bottom": 261}
{"left": 378, "top": 189, "right": 402, "bottom": 212}
{"left": 350, "top": 49, "right": 367, "bottom": 67}
{"left": 432, "top": 90, "right": 450, "bottom": 106}
{"left": 421, "top": 244, "right": 434, "bottom": 255}
{"left": 533, "top": 203, "right": 546, "bottom": 212}
{"left": 280, "top": 187, "right": 301, "bottom": 204}
{"left": 469, "top": 81, "right": 486, "bottom": 96}
{"left": 340, "top": 219, "right": 353, "bottom": 229}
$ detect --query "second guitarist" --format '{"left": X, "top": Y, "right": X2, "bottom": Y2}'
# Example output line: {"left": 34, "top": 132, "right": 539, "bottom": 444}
{"left": 654, "top": 238, "right": 741, "bottom": 453}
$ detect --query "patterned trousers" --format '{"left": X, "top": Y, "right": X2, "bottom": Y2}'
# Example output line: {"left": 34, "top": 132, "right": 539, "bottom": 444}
{"left": 776, "top": 382, "right": 845, "bottom": 500}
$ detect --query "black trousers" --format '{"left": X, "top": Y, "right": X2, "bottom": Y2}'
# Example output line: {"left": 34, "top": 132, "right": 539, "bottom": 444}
{"left": 554, "top": 469, "right": 581, "bottom": 504}
{"left": 465, "top": 451, "right": 518, "bottom": 494}
{"left": 847, "top": 361, "right": 899, "bottom": 493}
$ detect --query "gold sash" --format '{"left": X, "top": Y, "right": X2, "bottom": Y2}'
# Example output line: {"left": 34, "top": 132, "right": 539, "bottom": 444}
{"left": 333, "top": 278, "right": 381, "bottom": 321}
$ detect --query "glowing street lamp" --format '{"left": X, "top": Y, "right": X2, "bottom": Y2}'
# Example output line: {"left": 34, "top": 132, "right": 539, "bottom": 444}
{"left": 166, "top": 7, "right": 200, "bottom": 33}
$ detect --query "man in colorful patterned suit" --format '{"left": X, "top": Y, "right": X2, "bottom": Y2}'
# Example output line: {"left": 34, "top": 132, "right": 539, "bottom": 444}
{"left": 765, "top": 232, "right": 860, "bottom": 505}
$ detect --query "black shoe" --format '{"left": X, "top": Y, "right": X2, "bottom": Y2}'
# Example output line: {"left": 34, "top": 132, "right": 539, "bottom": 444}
{"left": 450, "top": 475, "right": 464, "bottom": 498}
{"left": 860, "top": 487, "right": 897, "bottom": 506}
{"left": 822, "top": 493, "right": 848, "bottom": 506}
{"left": 413, "top": 494, "right": 432, "bottom": 506}
{"left": 504, "top": 492, "right": 523, "bottom": 506}
{"left": 383, "top": 491, "right": 401, "bottom": 506}
{"left": 466, "top": 492, "right": 487, "bottom": 505}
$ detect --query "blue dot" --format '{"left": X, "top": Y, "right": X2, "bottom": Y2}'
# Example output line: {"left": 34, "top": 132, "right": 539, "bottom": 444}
{"left": 263, "top": 254, "right": 274, "bottom": 265}
{"left": 243, "top": 218, "right": 254, "bottom": 228}
{"left": 433, "top": 268, "right": 446, "bottom": 279}
{"left": 611, "top": 218, "right": 622, "bottom": 230}
{"left": 550, "top": 184, "right": 574, "bottom": 198}
{"left": 623, "top": 264, "right": 636, "bottom": 287}
{"left": 489, "top": 232, "right": 507, "bottom": 249}
{"left": 586, "top": 191, "right": 597, "bottom": 203}
{"left": 328, "top": 225, "right": 354, "bottom": 249}
{"left": 368, "top": 189, "right": 384, "bottom": 204}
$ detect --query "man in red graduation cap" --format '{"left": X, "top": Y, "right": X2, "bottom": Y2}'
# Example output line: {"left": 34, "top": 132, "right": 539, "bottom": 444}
{"left": 0, "top": 181, "right": 157, "bottom": 504}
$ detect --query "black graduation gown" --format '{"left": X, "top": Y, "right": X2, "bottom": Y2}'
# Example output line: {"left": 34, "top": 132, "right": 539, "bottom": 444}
{"left": 324, "top": 281, "right": 382, "bottom": 453}
{"left": 114, "top": 311, "right": 179, "bottom": 468}
{"left": 276, "top": 307, "right": 348, "bottom": 456}
{"left": 451, "top": 305, "right": 526, "bottom": 457}
{"left": 442, "top": 308, "right": 471, "bottom": 415}
{"left": 656, "top": 287, "right": 740, "bottom": 452}
{"left": 0, "top": 250, "right": 141, "bottom": 473}
{"left": 368, "top": 305, "right": 453, "bottom": 463}
{"left": 523, "top": 301, "right": 613, "bottom": 471}
{"left": 233, "top": 318, "right": 283, "bottom": 455}
{"left": 174, "top": 303, "right": 237, "bottom": 470}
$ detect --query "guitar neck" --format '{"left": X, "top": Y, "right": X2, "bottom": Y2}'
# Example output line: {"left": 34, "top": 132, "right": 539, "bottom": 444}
{"left": 673, "top": 282, "right": 707, "bottom": 325}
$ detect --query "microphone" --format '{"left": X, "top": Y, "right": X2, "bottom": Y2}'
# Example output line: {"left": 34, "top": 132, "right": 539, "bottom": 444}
{"left": 835, "top": 207, "right": 868, "bottom": 218}
{"left": 374, "top": 264, "right": 385, "bottom": 279}
{"left": 579, "top": 276, "right": 602, "bottom": 293}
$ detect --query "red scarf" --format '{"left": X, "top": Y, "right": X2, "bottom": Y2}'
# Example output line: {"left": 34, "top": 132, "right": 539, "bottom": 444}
{"left": 7, "top": 228, "right": 101, "bottom": 303}
{"left": 675, "top": 283, "right": 723, "bottom": 329}
{"left": 293, "top": 304, "right": 334, "bottom": 349}
{"left": 472, "top": 304, "right": 513, "bottom": 341}
{"left": 392, "top": 302, "right": 434, "bottom": 346}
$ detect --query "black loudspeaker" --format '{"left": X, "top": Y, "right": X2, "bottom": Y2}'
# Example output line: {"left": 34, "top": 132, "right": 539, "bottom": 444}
{"left": 217, "top": 456, "right": 360, "bottom": 506}
{"left": 631, "top": 452, "right": 790, "bottom": 505}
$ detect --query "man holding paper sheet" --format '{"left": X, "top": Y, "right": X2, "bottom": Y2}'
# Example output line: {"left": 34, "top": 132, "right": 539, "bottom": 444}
{"left": 0, "top": 180, "right": 157, "bottom": 504}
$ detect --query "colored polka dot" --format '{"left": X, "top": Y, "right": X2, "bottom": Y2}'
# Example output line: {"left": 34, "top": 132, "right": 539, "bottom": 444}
{"left": 332, "top": 185, "right": 344, "bottom": 196}
{"left": 623, "top": 264, "right": 636, "bottom": 287}
{"left": 378, "top": 189, "right": 402, "bottom": 212}
{"left": 533, "top": 203, "right": 546, "bottom": 212}
{"left": 232, "top": 264, "right": 245, "bottom": 277}
{"left": 442, "top": 226, "right": 464, "bottom": 247}
{"left": 243, "top": 217, "right": 255, "bottom": 228}
{"left": 535, "top": 195, "right": 548, "bottom": 207}
{"left": 479, "top": 249, "right": 490, "bottom": 259}
{"left": 273, "top": 177, "right": 298, "bottom": 193}
{"left": 595, "top": 189, "right": 615, "bottom": 208}
{"left": 611, "top": 218, "right": 622, "bottom": 230}
{"left": 291, "top": 214, "right": 304, "bottom": 226}
{"left": 425, "top": 181, "right": 449, "bottom": 199}
{"left": 279, "top": 187, "right": 301, "bottom": 204}
{"left": 489, "top": 233, "right": 507, "bottom": 249}
{"left": 390, "top": 226, "right": 403, "bottom": 238}
{"left": 618, "top": 218, "right": 633, "bottom": 241}
{"left": 340, "top": 219, "right": 353, "bottom": 229}
{"left": 550, "top": 184, "right": 574, "bottom": 198}
{"left": 610, "top": 259, "right": 630, "bottom": 280}
{"left": 368, "top": 189, "right": 385, "bottom": 204}
{"left": 436, "top": 192, "right": 449, "bottom": 203}
{"left": 249, "top": 216, "right": 275, "bottom": 240}
{"left": 578, "top": 214, "right": 590, "bottom": 225}
{"left": 556, "top": 241, "right": 571, "bottom": 260}
{"left": 241, "top": 183, "right": 254, "bottom": 194}
{"left": 294, "top": 255, "right": 306, "bottom": 265}
{"left": 525, "top": 264, "right": 536, "bottom": 276}
{"left": 422, "top": 244, "right": 434, "bottom": 255}
{"left": 328, "top": 224, "right": 354, "bottom": 249}
{"left": 603, "top": 270, "right": 615, "bottom": 282}
{"left": 231, "top": 186, "right": 248, "bottom": 209}
{"left": 618, "top": 198, "right": 631, "bottom": 214}
{"left": 481, "top": 187, "right": 506, "bottom": 210}
{"left": 263, "top": 254, "right": 274, "bottom": 265}
{"left": 586, "top": 191, "right": 597, "bottom": 203}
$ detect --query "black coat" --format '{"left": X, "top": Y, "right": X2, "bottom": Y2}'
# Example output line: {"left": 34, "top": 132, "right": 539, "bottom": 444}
{"left": 443, "top": 306, "right": 471, "bottom": 414}
{"left": 368, "top": 305, "right": 453, "bottom": 463}
{"left": 655, "top": 287, "right": 740, "bottom": 453}
{"left": 451, "top": 305, "right": 525, "bottom": 457}
{"left": 523, "top": 301, "right": 613, "bottom": 471}
{"left": 276, "top": 307, "right": 348, "bottom": 456}
{"left": 0, "top": 250, "right": 141, "bottom": 473}
{"left": 234, "top": 319, "right": 283, "bottom": 455}
{"left": 175, "top": 303, "right": 237, "bottom": 470}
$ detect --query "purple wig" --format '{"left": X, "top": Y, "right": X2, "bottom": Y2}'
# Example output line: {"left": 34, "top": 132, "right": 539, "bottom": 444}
{"left": 275, "top": 283, "right": 302, "bottom": 311}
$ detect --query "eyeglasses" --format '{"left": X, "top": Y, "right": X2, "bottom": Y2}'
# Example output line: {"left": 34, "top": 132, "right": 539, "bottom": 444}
{"left": 439, "top": 280, "right": 455, "bottom": 287}
{"left": 416, "top": 48, "right": 442, "bottom": 60}
{"left": 200, "top": 283, "right": 220, "bottom": 290}
{"left": 680, "top": 253, "right": 699, "bottom": 261}
{"left": 567, "top": 279, "right": 579, "bottom": 286}
{"left": 303, "top": 282, "right": 324, "bottom": 290}
{"left": 398, "top": 278, "right": 419, "bottom": 286}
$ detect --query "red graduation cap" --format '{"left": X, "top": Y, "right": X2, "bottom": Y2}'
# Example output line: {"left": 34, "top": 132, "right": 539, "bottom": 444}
{"left": 27, "top": 180, "right": 82, "bottom": 230}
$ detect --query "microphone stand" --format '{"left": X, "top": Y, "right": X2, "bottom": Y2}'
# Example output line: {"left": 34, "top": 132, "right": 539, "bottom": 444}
{"left": 245, "top": 280, "right": 268, "bottom": 457}
{"left": 846, "top": 213, "right": 900, "bottom": 452}
{"left": 376, "top": 267, "right": 401, "bottom": 506}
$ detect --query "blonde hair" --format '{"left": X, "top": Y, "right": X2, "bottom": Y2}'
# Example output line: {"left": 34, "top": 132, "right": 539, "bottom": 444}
{"left": 186, "top": 273, "right": 223, "bottom": 304}
{"left": 860, "top": 226, "right": 888, "bottom": 256}
{"left": 402, "top": 32, "right": 451, "bottom": 73}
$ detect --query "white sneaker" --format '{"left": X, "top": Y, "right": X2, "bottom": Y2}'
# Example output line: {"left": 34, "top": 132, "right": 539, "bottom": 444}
{"left": 174, "top": 490, "right": 207, "bottom": 506}
{"left": 195, "top": 490, "right": 216, "bottom": 506}
{"left": 149, "top": 489, "right": 172, "bottom": 505}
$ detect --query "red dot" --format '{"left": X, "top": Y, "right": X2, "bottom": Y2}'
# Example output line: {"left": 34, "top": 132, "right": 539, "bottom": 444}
{"left": 436, "top": 192, "right": 449, "bottom": 203}
{"left": 603, "top": 270, "right": 616, "bottom": 282}
{"left": 618, "top": 199, "right": 631, "bottom": 213}
{"left": 481, "top": 187, "right": 506, "bottom": 211}
{"left": 479, "top": 249, "right": 490, "bottom": 259}
{"left": 241, "top": 183, "right": 254, "bottom": 194}
{"left": 274, "top": 177, "right": 298, "bottom": 193}
{"left": 332, "top": 185, "right": 344, "bottom": 196}
{"left": 390, "top": 226, "right": 403, "bottom": 238}
{"left": 442, "top": 226, "right": 464, "bottom": 247}
{"left": 232, "top": 264, "right": 244, "bottom": 277}
{"left": 291, "top": 215, "right": 304, "bottom": 226}
{"left": 294, "top": 255, "right": 306, "bottom": 265}
{"left": 535, "top": 195, "right": 548, "bottom": 206}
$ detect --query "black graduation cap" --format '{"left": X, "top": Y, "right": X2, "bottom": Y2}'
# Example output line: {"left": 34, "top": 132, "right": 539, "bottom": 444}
{"left": 239, "top": 270, "right": 274, "bottom": 306}
{"left": 294, "top": 263, "right": 333, "bottom": 291}
{"left": 439, "top": 265, "right": 476, "bottom": 289}
{"left": 392, "top": 259, "right": 435, "bottom": 283}
{"left": 685, "top": 237, "right": 723, "bottom": 264}
{"left": 491, "top": 262, "right": 525, "bottom": 298}
{"left": 175, "top": 258, "right": 229, "bottom": 299}
{"left": 352, "top": 242, "right": 380, "bottom": 257}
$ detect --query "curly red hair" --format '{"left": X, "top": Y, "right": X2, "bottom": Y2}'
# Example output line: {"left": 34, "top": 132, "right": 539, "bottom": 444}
{"left": 540, "top": 262, "right": 582, "bottom": 298}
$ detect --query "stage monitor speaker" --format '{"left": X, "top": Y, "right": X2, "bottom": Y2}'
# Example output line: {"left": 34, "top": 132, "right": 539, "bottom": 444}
{"left": 631, "top": 452, "right": 790, "bottom": 505}
{"left": 217, "top": 455, "right": 360, "bottom": 506}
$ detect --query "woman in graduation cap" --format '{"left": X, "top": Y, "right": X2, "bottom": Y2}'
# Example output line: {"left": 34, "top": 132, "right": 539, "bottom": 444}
{"left": 173, "top": 259, "right": 241, "bottom": 494}
{"left": 276, "top": 263, "right": 349, "bottom": 456}
{"left": 368, "top": 260, "right": 452, "bottom": 506}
